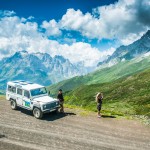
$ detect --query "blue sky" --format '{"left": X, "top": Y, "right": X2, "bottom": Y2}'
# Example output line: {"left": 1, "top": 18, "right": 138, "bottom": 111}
{"left": 0, "top": 0, "right": 119, "bottom": 50}
{"left": 0, "top": 0, "right": 149, "bottom": 67}
{"left": 0, "top": 0, "right": 118, "bottom": 21}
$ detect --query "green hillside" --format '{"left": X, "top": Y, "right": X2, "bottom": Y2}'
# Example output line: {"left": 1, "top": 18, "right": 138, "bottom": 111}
{"left": 48, "top": 56, "right": 150, "bottom": 95}
{"left": 64, "top": 69, "right": 150, "bottom": 119}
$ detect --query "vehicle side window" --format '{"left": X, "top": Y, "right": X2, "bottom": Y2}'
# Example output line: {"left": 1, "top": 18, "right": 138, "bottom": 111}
{"left": 24, "top": 90, "right": 30, "bottom": 98}
{"left": 8, "top": 85, "right": 12, "bottom": 92}
{"left": 17, "top": 88, "right": 22, "bottom": 95}
{"left": 12, "top": 87, "right": 16, "bottom": 93}
{"left": 8, "top": 85, "right": 16, "bottom": 93}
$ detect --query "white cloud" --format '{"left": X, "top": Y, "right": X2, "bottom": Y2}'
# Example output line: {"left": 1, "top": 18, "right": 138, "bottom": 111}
{"left": 60, "top": 9, "right": 103, "bottom": 39}
{"left": 41, "top": 19, "right": 62, "bottom": 36}
{"left": 0, "top": 16, "right": 39, "bottom": 38}
{"left": 27, "top": 16, "right": 34, "bottom": 20}
{"left": 24, "top": 40, "right": 114, "bottom": 67}
{"left": 120, "top": 32, "right": 145, "bottom": 45}
{"left": 0, "top": 13, "right": 107, "bottom": 67}
{"left": 0, "top": 15, "right": 42, "bottom": 59}
{"left": 59, "top": 0, "right": 150, "bottom": 45}
{"left": 103, "top": 47, "right": 116, "bottom": 56}
{"left": 95, "top": 0, "right": 150, "bottom": 44}
{"left": 0, "top": 10, "right": 16, "bottom": 16}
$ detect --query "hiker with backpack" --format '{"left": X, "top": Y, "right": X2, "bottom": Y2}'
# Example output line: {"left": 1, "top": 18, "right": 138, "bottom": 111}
{"left": 96, "top": 92, "right": 103, "bottom": 118}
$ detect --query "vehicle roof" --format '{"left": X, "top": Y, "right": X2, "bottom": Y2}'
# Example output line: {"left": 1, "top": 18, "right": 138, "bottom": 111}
{"left": 7, "top": 80, "right": 44, "bottom": 90}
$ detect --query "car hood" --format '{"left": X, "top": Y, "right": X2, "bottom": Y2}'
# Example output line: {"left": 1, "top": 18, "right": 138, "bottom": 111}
{"left": 33, "top": 96, "right": 57, "bottom": 104}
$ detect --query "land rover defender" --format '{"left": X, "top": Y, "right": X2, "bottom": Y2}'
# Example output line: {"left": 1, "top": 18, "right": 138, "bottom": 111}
{"left": 6, "top": 80, "right": 59, "bottom": 119}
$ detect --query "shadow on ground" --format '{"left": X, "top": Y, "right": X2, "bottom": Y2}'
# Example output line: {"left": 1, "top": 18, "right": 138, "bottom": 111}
{"left": 102, "top": 115, "right": 116, "bottom": 118}
{"left": 16, "top": 107, "right": 76, "bottom": 121}
{"left": 0, "top": 134, "right": 5, "bottom": 138}
{"left": 42, "top": 112, "right": 76, "bottom": 121}
{"left": 16, "top": 107, "right": 33, "bottom": 116}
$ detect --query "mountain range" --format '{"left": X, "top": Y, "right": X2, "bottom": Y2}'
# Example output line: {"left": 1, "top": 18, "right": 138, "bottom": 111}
{"left": 97, "top": 30, "right": 150, "bottom": 67}
{"left": 0, "top": 51, "right": 88, "bottom": 89}
{"left": 0, "top": 30, "right": 150, "bottom": 91}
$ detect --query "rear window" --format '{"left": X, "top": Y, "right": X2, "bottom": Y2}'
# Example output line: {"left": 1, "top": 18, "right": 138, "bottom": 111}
{"left": 8, "top": 85, "right": 16, "bottom": 93}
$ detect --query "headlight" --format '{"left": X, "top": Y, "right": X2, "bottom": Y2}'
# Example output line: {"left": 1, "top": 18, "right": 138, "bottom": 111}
{"left": 56, "top": 101, "right": 59, "bottom": 105}
{"left": 43, "top": 105, "right": 47, "bottom": 109}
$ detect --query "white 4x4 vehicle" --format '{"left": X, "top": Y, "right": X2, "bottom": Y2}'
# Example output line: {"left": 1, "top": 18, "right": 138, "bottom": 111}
{"left": 6, "top": 80, "right": 59, "bottom": 119}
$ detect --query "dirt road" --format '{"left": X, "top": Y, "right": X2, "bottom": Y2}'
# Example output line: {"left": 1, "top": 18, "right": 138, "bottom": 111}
{"left": 0, "top": 99, "right": 150, "bottom": 150}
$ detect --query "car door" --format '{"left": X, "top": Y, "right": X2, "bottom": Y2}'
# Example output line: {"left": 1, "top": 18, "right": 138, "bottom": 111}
{"left": 16, "top": 88, "right": 23, "bottom": 106}
{"left": 23, "top": 90, "right": 31, "bottom": 109}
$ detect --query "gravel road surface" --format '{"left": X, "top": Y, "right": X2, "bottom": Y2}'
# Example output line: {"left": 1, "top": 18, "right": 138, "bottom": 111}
{"left": 0, "top": 99, "right": 150, "bottom": 150}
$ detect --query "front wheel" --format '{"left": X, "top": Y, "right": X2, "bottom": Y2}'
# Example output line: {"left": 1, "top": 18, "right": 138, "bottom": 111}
{"left": 10, "top": 100, "right": 17, "bottom": 110}
{"left": 33, "top": 107, "right": 43, "bottom": 119}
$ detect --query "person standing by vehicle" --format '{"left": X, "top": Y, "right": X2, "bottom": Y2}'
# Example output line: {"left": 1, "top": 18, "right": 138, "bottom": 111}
{"left": 96, "top": 92, "right": 103, "bottom": 118}
{"left": 57, "top": 89, "right": 64, "bottom": 113}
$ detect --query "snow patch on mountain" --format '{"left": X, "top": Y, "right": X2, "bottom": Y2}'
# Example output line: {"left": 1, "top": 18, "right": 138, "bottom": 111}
{"left": 97, "top": 30, "right": 150, "bottom": 68}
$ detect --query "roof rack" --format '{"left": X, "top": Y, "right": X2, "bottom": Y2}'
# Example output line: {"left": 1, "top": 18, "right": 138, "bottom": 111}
{"left": 12, "top": 80, "right": 33, "bottom": 85}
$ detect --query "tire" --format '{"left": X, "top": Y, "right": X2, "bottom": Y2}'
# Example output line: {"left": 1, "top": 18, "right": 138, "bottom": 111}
{"left": 33, "top": 107, "right": 43, "bottom": 119}
{"left": 10, "top": 100, "right": 17, "bottom": 110}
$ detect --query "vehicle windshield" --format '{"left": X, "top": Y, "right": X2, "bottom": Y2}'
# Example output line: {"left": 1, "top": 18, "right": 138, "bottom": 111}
{"left": 31, "top": 87, "right": 47, "bottom": 97}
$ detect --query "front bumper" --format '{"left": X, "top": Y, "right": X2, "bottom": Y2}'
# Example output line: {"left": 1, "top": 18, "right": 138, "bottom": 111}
{"left": 42, "top": 106, "right": 60, "bottom": 113}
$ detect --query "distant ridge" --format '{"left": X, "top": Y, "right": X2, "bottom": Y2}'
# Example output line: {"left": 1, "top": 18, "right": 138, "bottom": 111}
{"left": 97, "top": 30, "right": 150, "bottom": 67}
{"left": 0, "top": 51, "right": 87, "bottom": 89}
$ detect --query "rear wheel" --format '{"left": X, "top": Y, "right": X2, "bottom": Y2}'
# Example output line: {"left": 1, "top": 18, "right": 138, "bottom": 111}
{"left": 10, "top": 100, "right": 17, "bottom": 110}
{"left": 33, "top": 107, "right": 43, "bottom": 119}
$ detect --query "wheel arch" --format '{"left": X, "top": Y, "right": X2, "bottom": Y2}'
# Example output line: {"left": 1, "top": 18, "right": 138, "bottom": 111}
{"left": 10, "top": 98, "right": 16, "bottom": 102}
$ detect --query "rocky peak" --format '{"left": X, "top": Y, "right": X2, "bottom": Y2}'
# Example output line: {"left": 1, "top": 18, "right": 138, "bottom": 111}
{"left": 97, "top": 30, "right": 150, "bottom": 67}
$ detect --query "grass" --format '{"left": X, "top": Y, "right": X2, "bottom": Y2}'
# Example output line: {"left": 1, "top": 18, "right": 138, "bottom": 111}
{"left": 52, "top": 69, "right": 150, "bottom": 123}
{"left": 0, "top": 95, "right": 5, "bottom": 100}
{"left": 64, "top": 104, "right": 92, "bottom": 116}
